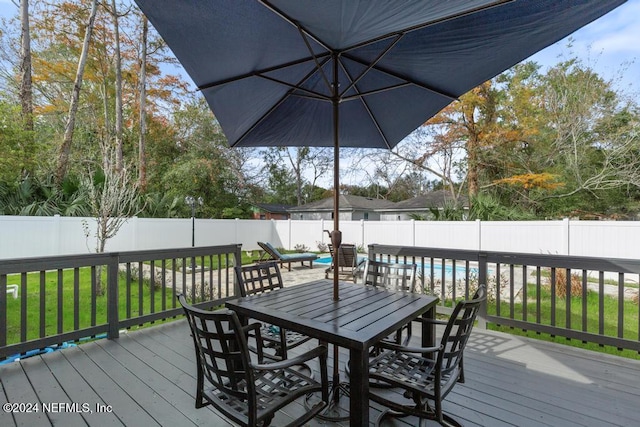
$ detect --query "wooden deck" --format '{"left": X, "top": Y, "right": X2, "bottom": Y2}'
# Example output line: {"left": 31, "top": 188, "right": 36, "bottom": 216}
{"left": 1, "top": 319, "right": 639, "bottom": 427}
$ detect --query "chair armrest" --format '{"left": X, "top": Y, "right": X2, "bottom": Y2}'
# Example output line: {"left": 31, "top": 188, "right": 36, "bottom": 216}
{"left": 415, "top": 317, "right": 448, "bottom": 326}
{"left": 375, "top": 339, "right": 442, "bottom": 355}
{"left": 252, "top": 345, "right": 327, "bottom": 371}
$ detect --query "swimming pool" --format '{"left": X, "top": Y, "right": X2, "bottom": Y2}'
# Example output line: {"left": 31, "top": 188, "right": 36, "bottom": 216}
{"left": 315, "top": 256, "right": 479, "bottom": 278}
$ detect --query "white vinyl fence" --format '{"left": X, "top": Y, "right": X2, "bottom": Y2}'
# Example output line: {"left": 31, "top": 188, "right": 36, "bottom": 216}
{"left": 1, "top": 215, "right": 639, "bottom": 260}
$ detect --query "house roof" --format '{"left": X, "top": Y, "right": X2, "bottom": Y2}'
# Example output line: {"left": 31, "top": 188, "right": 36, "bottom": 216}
{"left": 288, "top": 194, "right": 396, "bottom": 212}
{"left": 252, "top": 203, "right": 293, "bottom": 213}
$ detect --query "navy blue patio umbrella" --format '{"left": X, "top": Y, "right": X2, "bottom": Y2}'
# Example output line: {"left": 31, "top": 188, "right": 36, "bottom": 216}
{"left": 133, "top": 0, "right": 625, "bottom": 299}
{"left": 133, "top": 0, "right": 625, "bottom": 416}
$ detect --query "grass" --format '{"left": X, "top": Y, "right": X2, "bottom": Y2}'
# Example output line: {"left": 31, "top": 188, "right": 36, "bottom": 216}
{"left": 3, "top": 253, "right": 261, "bottom": 347}
{"left": 3, "top": 268, "right": 178, "bottom": 346}
{"left": 486, "top": 284, "right": 640, "bottom": 360}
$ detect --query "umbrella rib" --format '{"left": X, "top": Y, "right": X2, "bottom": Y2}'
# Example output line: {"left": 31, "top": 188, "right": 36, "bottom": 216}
{"left": 339, "top": 34, "right": 404, "bottom": 98}
{"left": 342, "top": 52, "right": 458, "bottom": 102}
{"left": 232, "top": 56, "right": 333, "bottom": 146}
{"left": 297, "top": 24, "right": 333, "bottom": 94}
{"left": 340, "top": 83, "right": 413, "bottom": 102}
{"left": 338, "top": 60, "right": 392, "bottom": 149}
{"left": 256, "top": 73, "right": 330, "bottom": 101}
{"left": 197, "top": 53, "right": 330, "bottom": 91}
{"left": 259, "top": 0, "right": 332, "bottom": 52}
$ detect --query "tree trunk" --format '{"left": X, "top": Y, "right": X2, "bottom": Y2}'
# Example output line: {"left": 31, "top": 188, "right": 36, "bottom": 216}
{"left": 19, "top": 0, "right": 33, "bottom": 133}
{"left": 111, "top": 0, "right": 124, "bottom": 172}
{"left": 467, "top": 133, "right": 479, "bottom": 199}
{"left": 138, "top": 15, "right": 148, "bottom": 191}
{"left": 56, "top": 0, "right": 99, "bottom": 184}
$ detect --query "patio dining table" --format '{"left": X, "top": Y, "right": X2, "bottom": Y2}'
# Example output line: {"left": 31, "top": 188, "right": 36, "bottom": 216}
{"left": 226, "top": 279, "right": 439, "bottom": 426}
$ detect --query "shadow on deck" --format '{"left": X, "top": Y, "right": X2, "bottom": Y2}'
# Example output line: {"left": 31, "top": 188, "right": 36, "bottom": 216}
{"left": 1, "top": 318, "right": 640, "bottom": 427}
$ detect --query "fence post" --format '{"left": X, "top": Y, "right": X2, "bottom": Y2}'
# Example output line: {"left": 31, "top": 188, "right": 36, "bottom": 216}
{"left": 477, "top": 251, "right": 488, "bottom": 330}
{"left": 132, "top": 216, "right": 139, "bottom": 251}
{"left": 411, "top": 219, "right": 415, "bottom": 246}
{"left": 107, "top": 253, "right": 120, "bottom": 339}
{"left": 360, "top": 219, "right": 365, "bottom": 249}
{"left": 476, "top": 219, "right": 482, "bottom": 251}
{"left": 53, "top": 214, "right": 61, "bottom": 256}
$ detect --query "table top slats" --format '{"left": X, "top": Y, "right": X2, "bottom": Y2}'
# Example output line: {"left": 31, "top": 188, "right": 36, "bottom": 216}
{"left": 226, "top": 280, "right": 438, "bottom": 350}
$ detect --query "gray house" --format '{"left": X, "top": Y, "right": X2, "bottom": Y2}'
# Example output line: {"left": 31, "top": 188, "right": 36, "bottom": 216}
{"left": 287, "top": 194, "right": 396, "bottom": 221}
{"left": 379, "top": 190, "right": 467, "bottom": 220}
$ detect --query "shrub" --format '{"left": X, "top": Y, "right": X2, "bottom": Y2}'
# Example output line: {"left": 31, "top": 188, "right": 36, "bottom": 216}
{"left": 551, "top": 268, "right": 582, "bottom": 298}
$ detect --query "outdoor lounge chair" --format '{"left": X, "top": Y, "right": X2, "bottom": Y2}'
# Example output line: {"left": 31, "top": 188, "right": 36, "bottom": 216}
{"left": 257, "top": 241, "right": 317, "bottom": 271}
{"left": 324, "top": 243, "right": 365, "bottom": 281}
{"left": 178, "top": 293, "right": 329, "bottom": 427}
{"left": 368, "top": 285, "right": 486, "bottom": 427}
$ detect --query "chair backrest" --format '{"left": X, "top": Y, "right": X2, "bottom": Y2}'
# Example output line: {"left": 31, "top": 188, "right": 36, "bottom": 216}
{"left": 328, "top": 243, "right": 358, "bottom": 268}
{"left": 178, "top": 294, "right": 257, "bottom": 410}
{"left": 437, "top": 285, "right": 486, "bottom": 379}
{"left": 257, "top": 241, "right": 281, "bottom": 259}
{"left": 361, "top": 259, "right": 417, "bottom": 293}
{"left": 234, "top": 261, "right": 284, "bottom": 297}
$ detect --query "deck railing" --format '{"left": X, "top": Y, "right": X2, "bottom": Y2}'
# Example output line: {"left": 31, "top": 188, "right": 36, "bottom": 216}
{"left": 0, "top": 244, "right": 242, "bottom": 361}
{"left": 369, "top": 244, "right": 640, "bottom": 352}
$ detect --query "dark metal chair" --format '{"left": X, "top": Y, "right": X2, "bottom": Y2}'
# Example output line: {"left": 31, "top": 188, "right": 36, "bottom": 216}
{"left": 324, "top": 243, "right": 365, "bottom": 282}
{"left": 178, "top": 294, "right": 329, "bottom": 427}
{"left": 234, "top": 262, "right": 312, "bottom": 360}
{"left": 368, "top": 285, "right": 487, "bottom": 427}
{"left": 361, "top": 259, "right": 418, "bottom": 346}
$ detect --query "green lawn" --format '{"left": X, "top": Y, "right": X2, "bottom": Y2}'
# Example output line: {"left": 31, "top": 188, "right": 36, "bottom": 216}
{"left": 3, "top": 253, "right": 259, "bottom": 347}
{"left": 3, "top": 268, "right": 176, "bottom": 345}
{"left": 487, "top": 284, "right": 640, "bottom": 359}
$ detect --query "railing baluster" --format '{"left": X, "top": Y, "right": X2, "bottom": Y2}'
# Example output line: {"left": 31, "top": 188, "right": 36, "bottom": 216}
{"left": 57, "top": 269, "right": 63, "bottom": 335}
{"left": 599, "top": 271, "right": 605, "bottom": 338}
{"left": 74, "top": 268, "right": 80, "bottom": 331}
{"left": 40, "top": 270, "right": 45, "bottom": 338}
{"left": 618, "top": 273, "right": 624, "bottom": 343}
{"left": 522, "top": 265, "right": 527, "bottom": 323}
{"left": 150, "top": 260, "right": 155, "bottom": 315}
{"left": 566, "top": 268, "right": 572, "bottom": 333}
{"left": 21, "top": 273, "right": 27, "bottom": 342}
{"left": 91, "top": 266, "right": 97, "bottom": 327}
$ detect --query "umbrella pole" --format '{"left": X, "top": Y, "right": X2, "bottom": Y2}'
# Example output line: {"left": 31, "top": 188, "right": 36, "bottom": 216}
{"left": 331, "top": 52, "right": 345, "bottom": 405}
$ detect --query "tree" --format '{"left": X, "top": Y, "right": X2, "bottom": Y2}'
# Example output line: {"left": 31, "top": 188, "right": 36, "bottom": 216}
{"left": 138, "top": 13, "right": 148, "bottom": 190}
{"left": 108, "top": 0, "right": 124, "bottom": 172}
{"left": 541, "top": 59, "right": 640, "bottom": 204}
{"left": 262, "top": 147, "right": 331, "bottom": 205}
{"left": 19, "top": 0, "right": 34, "bottom": 134}
{"left": 83, "top": 149, "right": 141, "bottom": 255}
{"left": 56, "top": 0, "right": 99, "bottom": 184}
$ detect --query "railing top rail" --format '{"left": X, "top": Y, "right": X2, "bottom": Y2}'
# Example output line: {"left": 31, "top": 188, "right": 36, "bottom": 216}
{"left": 369, "top": 244, "right": 481, "bottom": 262}
{"left": 485, "top": 251, "right": 640, "bottom": 273}
{"left": 116, "top": 244, "right": 242, "bottom": 263}
{"left": 369, "top": 244, "right": 640, "bottom": 274}
{"left": 0, "top": 245, "right": 243, "bottom": 275}
{"left": 0, "top": 252, "right": 115, "bottom": 275}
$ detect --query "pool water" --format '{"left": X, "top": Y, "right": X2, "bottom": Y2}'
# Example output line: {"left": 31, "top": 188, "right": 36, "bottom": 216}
{"left": 315, "top": 256, "right": 479, "bottom": 278}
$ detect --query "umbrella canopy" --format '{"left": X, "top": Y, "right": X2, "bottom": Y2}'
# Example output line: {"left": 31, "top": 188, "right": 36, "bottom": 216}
{"left": 134, "top": 0, "right": 626, "bottom": 298}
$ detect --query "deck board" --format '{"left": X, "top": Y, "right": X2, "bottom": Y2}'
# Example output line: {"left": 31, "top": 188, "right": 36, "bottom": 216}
{"left": 1, "top": 320, "right": 640, "bottom": 427}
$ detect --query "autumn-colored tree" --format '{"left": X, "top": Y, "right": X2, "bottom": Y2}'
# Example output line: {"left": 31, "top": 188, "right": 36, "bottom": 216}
{"left": 57, "top": 0, "right": 99, "bottom": 184}
{"left": 19, "top": 0, "right": 34, "bottom": 134}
